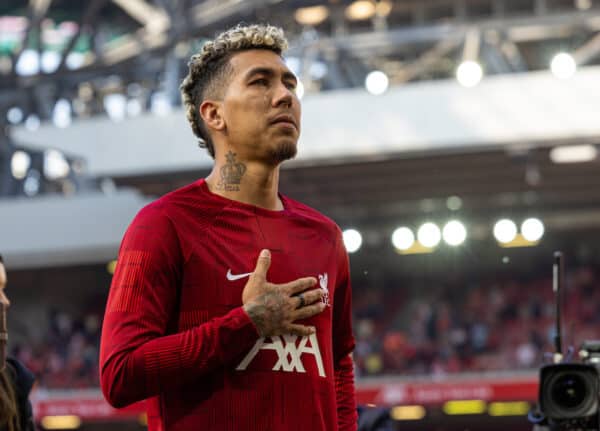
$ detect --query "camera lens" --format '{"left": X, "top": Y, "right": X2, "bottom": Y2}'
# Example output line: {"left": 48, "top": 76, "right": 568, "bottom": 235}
{"left": 551, "top": 373, "right": 588, "bottom": 409}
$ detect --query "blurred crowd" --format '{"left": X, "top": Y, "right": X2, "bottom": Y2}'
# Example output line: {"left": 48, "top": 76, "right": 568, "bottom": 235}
{"left": 11, "top": 309, "right": 101, "bottom": 388}
{"left": 353, "top": 265, "right": 600, "bottom": 378}
{"left": 8, "top": 265, "right": 600, "bottom": 388}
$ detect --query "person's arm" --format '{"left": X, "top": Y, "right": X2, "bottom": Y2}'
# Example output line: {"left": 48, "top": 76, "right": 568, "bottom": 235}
{"left": 335, "top": 352, "right": 357, "bottom": 431}
{"left": 332, "top": 228, "right": 358, "bottom": 431}
{"left": 6, "top": 358, "right": 37, "bottom": 431}
{"left": 99, "top": 204, "right": 260, "bottom": 408}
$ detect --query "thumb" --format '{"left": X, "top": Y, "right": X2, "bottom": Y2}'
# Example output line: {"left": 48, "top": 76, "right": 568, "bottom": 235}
{"left": 253, "top": 249, "right": 271, "bottom": 279}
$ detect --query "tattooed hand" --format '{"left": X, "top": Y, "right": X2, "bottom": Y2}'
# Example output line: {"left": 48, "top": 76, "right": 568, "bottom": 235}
{"left": 242, "top": 249, "right": 325, "bottom": 337}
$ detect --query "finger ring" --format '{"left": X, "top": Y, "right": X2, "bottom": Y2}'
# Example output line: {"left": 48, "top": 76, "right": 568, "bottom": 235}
{"left": 297, "top": 293, "right": 305, "bottom": 309}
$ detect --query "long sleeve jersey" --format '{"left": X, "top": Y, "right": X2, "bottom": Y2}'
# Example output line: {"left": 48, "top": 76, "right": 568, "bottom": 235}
{"left": 100, "top": 179, "right": 357, "bottom": 431}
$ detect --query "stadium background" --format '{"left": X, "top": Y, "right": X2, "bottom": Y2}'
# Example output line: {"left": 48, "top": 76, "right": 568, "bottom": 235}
{"left": 1, "top": 0, "right": 600, "bottom": 429}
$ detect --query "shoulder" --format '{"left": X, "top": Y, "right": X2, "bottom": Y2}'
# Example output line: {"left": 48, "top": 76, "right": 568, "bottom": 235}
{"left": 134, "top": 179, "right": 225, "bottom": 227}
{"left": 6, "top": 358, "right": 35, "bottom": 395}
{"left": 143, "top": 181, "right": 202, "bottom": 216}
{"left": 5, "top": 358, "right": 36, "bottom": 426}
{"left": 283, "top": 195, "right": 342, "bottom": 239}
{"left": 122, "top": 193, "right": 183, "bottom": 252}
{"left": 6, "top": 358, "right": 36, "bottom": 431}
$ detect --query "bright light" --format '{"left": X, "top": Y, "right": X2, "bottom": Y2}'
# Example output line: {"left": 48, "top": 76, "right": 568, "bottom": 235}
{"left": 390, "top": 405, "right": 426, "bottom": 420}
{"left": 521, "top": 218, "right": 544, "bottom": 242}
{"left": 493, "top": 219, "right": 517, "bottom": 243}
{"left": 106, "top": 260, "right": 117, "bottom": 275}
{"left": 295, "top": 80, "right": 305, "bottom": 100}
{"left": 488, "top": 401, "right": 531, "bottom": 416}
{"left": 7, "top": 107, "right": 23, "bottom": 124}
{"left": 551, "top": 53, "right": 576, "bottom": 79}
{"left": 442, "top": 220, "right": 467, "bottom": 246}
{"left": 417, "top": 223, "right": 441, "bottom": 248}
{"left": 443, "top": 400, "right": 487, "bottom": 415}
{"left": 550, "top": 144, "right": 597, "bottom": 163}
{"left": 391, "top": 227, "right": 415, "bottom": 251}
{"left": 15, "top": 49, "right": 40, "bottom": 76}
{"left": 52, "top": 98, "right": 72, "bottom": 128}
{"left": 294, "top": 5, "right": 329, "bottom": 26}
{"left": 345, "top": 0, "right": 376, "bottom": 20}
{"left": 446, "top": 195, "right": 463, "bottom": 211}
{"left": 174, "top": 41, "right": 189, "bottom": 58}
{"left": 285, "top": 57, "right": 301, "bottom": 76}
{"left": 343, "top": 229, "right": 363, "bottom": 253}
{"left": 66, "top": 52, "right": 85, "bottom": 70}
{"left": 575, "top": 0, "right": 592, "bottom": 10}
{"left": 150, "top": 92, "right": 172, "bottom": 116}
{"left": 309, "top": 61, "right": 328, "bottom": 80}
{"left": 126, "top": 98, "right": 142, "bottom": 117}
{"left": 100, "top": 178, "right": 116, "bottom": 195}
{"left": 40, "top": 415, "right": 81, "bottom": 430}
{"left": 44, "top": 149, "right": 70, "bottom": 180}
{"left": 456, "top": 61, "right": 483, "bottom": 87}
{"left": 365, "top": 71, "right": 389, "bottom": 95}
{"left": 41, "top": 50, "right": 60, "bottom": 73}
{"left": 23, "top": 169, "right": 41, "bottom": 196}
{"left": 11, "top": 151, "right": 31, "bottom": 179}
{"left": 103, "top": 93, "right": 127, "bottom": 122}
{"left": 25, "top": 114, "right": 41, "bottom": 131}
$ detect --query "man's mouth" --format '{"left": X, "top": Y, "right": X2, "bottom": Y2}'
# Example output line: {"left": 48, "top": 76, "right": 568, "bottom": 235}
{"left": 270, "top": 114, "right": 297, "bottom": 130}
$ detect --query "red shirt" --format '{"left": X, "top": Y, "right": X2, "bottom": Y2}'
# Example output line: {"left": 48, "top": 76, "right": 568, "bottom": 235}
{"left": 100, "top": 179, "right": 357, "bottom": 431}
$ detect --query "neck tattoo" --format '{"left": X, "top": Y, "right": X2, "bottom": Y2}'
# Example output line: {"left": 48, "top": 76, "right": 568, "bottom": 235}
{"left": 217, "top": 151, "right": 247, "bottom": 192}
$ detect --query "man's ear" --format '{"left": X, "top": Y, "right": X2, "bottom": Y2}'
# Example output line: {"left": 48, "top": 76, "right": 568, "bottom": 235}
{"left": 199, "top": 100, "right": 225, "bottom": 133}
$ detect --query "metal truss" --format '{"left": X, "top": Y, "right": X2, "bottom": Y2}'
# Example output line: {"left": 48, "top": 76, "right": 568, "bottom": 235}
{"left": 1, "top": 0, "right": 600, "bottom": 198}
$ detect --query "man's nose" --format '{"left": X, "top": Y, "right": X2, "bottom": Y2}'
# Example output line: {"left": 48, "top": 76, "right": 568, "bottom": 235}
{"left": 272, "top": 82, "right": 294, "bottom": 107}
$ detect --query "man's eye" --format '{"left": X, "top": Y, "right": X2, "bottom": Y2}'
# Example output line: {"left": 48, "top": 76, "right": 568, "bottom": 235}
{"left": 251, "top": 79, "right": 268, "bottom": 86}
{"left": 285, "top": 82, "right": 297, "bottom": 90}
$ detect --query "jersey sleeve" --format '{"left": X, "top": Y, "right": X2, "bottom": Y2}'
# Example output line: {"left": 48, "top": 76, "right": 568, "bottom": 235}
{"left": 99, "top": 203, "right": 259, "bottom": 408}
{"left": 332, "top": 227, "right": 358, "bottom": 430}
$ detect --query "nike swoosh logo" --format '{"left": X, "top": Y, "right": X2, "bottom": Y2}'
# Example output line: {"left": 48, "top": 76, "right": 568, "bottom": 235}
{"left": 226, "top": 269, "right": 253, "bottom": 281}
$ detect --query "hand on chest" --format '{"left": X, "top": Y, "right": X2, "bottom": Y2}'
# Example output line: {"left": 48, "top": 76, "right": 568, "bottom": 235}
{"left": 217, "top": 248, "right": 335, "bottom": 310}
{"left": 182, "top": 214, "right": 338, "bottom": 310}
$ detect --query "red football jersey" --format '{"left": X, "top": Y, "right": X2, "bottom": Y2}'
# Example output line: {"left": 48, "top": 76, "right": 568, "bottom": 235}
{"left": 100, "top": 179, "right": 357, "bottom": 431}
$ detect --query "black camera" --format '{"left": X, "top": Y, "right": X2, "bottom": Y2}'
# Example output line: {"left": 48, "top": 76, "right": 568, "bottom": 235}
{"left": 538, "top": 361, "right": 600, "bottom": 430}
{"left": 531, "top": 253, "right": 600, "bottom": 431}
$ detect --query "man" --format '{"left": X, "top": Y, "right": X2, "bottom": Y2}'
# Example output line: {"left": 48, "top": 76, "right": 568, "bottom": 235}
{"left": 100, "top": 24, "right": 357, "bottom": 431}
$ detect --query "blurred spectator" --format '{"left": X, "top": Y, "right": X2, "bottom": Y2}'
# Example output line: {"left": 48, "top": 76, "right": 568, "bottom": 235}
{"left": 9, "top": 264, "right": 600, "bottom": 388}
{"left": 352, "top": 265, "right": 600, "bottom": 377}
{"left": 12, "top": 308, "right": 100, "bottom": 389}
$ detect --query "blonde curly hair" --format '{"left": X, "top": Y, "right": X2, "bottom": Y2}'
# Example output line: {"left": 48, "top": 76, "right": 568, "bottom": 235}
{"left": 180, "top": 24, "right": 289, "bottom": 158}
